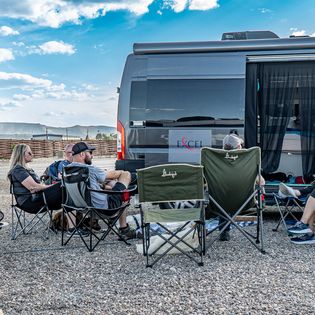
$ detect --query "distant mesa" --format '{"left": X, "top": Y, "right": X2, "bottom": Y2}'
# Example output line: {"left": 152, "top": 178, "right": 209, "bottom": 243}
{"left": 0, "top": 122, "right": 116, "bottom": 140}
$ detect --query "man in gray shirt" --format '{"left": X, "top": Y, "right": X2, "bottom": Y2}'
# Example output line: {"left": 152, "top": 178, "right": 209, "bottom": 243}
{"left": 69, "top": 141, "right": 136, "bottom": 239}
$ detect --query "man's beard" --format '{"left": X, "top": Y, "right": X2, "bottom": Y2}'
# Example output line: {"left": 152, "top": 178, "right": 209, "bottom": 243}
{"left": 84, "top": 156, "right": 92, "bottom": 165}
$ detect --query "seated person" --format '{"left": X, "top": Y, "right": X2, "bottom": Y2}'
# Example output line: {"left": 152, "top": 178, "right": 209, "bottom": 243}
{"left": 7, "top": 144, "right": 62, "bottom": 213}
{"left": 57, "top": 143, "right": 74, "bottom": 179}
{"left": 42, "top": 143, "right": 74, "bottom": 184}
{"left": 218, "top": 134, "right": 265, "bottom": 241}
{"left": 279, "top": 183, "right": 315, "bottom": 245}
{"left": 68, "top": 141, "right": 137, "bottom": 239}
{"left": 278, "top": 182, "right": 315, "bottom": 199}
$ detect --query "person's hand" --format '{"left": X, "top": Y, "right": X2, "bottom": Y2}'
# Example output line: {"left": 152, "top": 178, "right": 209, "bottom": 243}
{"left": 30, "top": 184, "right": 48, "bottom": 193}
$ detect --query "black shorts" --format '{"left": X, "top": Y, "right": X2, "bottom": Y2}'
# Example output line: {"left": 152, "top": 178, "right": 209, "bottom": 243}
{"left": 311, "top": 188, "right": 315, "bottom": 199}
{"left": 107, "top": 182, "right": 127, "bottom": 209}
{"left": 20, "top": 182, "right": 62, "bottom": 213}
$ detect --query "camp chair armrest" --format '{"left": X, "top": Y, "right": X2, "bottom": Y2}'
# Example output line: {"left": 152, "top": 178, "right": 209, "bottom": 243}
{"left": 12, "top": 191, "right": 46, "bottom": 197}
{"left": 87, "top": 184, "right": 137, "bottom": 195}
{"left": 134, "top": 194, "right": 140, "bottom": 207}
{"left": 93, "top": 201, "right": 130, "bottom": 212}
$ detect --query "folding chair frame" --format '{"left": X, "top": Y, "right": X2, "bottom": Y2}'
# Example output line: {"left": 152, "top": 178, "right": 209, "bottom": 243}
{"left": 141, "top": 214, "right": 206, "bottom": 268}
{"left": 10, "top": 187, "right": 54, "bottom": 240}
{"left": 61, "top": 166, "right": 136, "bottom": 252}
{"left": 205, "top": 189, "right": 265, "bottom": 253}
{"left": 61, "top": 201, "right": 132, "bottom": 251}
{"left": 137, "top": 164, "right": 206, "bottom": 268}
{"left": 272, "top": 193, "right": 304, "bottom": 233}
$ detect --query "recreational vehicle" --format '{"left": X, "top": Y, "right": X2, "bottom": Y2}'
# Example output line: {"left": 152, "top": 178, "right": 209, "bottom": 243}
{"left": 116, "top": 31, "right": 315, "bottom": 183}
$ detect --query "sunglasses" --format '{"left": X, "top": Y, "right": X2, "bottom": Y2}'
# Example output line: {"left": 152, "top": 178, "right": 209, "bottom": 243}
{"left": 85, "top": 150, "right": 93, "bottom": 154}
{"left": 26, "top": 151, "right": 33, "bottom": 156}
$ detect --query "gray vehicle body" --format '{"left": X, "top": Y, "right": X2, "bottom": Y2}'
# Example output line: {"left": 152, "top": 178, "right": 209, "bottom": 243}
{"left": 116, "top": 34, "right": 315, "bottom": 176}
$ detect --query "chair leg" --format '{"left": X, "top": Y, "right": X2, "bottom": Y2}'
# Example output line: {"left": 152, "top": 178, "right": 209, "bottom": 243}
{"left": 11, "top": 206, "right": 50, "bottom": 240}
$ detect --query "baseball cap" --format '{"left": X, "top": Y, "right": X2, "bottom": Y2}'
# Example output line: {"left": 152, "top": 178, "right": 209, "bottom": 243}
{"left": 72, "top": 141, "right": 96, "bottom": 155}
{"left": 222, "top": 134, "right": 243, "bottom": 150}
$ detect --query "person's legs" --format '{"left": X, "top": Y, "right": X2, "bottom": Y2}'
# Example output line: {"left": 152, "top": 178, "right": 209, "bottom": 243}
{"left": 117, "top": 171, "right": 131, "bottom": 190}
{"left": 107, "top": 175, "right": 138, "bottom": 239}
{"left": 107, "top": 171, "right": 131, "bottom": 228}
{"left": 300, "top": 195, "right": 315, "bottom": 229}
{"left": 288, "top": 195, "right": 315, "bottom": 235}
{"left": 43, "top": 182, "right": 62, "bottom": 210}
{"left": 218, "top": 217, "right": 230, "bottom": 241}
{"left": 20, "top": 197, "right": 45, "bottom": 213}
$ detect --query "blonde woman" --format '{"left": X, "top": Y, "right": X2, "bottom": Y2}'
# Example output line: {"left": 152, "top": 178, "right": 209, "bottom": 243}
{"left": 7, "top": 144, "right": 62, "bottom": 213}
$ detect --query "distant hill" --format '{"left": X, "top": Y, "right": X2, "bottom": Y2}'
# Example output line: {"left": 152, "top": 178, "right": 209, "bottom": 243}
{"left": 0, "top": 122, "right": 116, "bottom": 140}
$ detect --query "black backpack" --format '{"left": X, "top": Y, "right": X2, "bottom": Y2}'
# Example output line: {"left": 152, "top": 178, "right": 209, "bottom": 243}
{"left": 41, "top": 160, "right": 63, "bottom": 184}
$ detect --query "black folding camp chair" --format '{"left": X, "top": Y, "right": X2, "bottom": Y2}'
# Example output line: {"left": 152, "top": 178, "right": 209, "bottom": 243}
{"left": 61, "top": 165, "right": 136, "bottom": 252}
{"left": 137, "top": 164, "right": 206, "bottom": 268}
{"left": 0, "top": 210, "right": 8, "bottom": 230}
{"left": 201, "top": 147, "right": 265, "bottom": 254}
{"left": 9, "top": 184, "right": 53, "bottom": 240}
{"left": 272, "top": 192, "right": 305, "bottom": 233}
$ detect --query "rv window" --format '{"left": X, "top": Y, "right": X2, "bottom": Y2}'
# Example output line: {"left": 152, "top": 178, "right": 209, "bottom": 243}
{"left": 130, "top": 79, "right": 245, "bottom": 123}
{"left": 130, "top": 81, "right": 147, "bottom": 121}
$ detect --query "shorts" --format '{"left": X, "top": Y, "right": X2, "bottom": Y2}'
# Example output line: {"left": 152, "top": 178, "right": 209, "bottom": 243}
{"left": 107, "top": 182, "right": 127, "bottom": 209}
{"left": 20, "top": 182, "right": 62, "bottom": 213}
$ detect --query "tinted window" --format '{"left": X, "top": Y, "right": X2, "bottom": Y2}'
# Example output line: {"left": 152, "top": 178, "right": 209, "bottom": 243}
{"left": 130, "top": 79, "right": 245, "bottom": 122}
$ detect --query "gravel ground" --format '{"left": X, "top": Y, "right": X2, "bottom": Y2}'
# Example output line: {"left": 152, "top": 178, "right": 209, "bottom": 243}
{"left": 0, "top": 158, "right": 314, "bottom": 315}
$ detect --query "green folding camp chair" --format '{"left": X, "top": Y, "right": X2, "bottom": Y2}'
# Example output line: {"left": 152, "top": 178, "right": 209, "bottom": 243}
{"left": 201, "top": 147, "right": 265, "bottom": 253}
{"left": 137, "top": 164, "right": 206, "bottom": 268}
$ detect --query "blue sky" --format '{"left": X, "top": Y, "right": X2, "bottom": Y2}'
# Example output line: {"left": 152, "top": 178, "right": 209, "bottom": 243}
{"left": 0, "top": 0, "right": 314, "bottom": 127}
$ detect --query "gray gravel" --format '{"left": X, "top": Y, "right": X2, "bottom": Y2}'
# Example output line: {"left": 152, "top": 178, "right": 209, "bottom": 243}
{"left": 0, "top": 158, "right": 315, "bottom": 315}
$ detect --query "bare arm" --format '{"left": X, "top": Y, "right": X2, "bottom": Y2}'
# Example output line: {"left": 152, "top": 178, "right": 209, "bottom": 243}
{"left": 21, "top": 176, "right": 50, "bottom": 193}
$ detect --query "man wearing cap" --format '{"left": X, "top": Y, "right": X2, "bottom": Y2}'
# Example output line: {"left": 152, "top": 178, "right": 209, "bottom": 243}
{"left": 69, "top": 141, "right": 137, "bottom": 239}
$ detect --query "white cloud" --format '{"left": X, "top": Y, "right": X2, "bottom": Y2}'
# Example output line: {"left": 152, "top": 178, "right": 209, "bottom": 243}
{"left": 0, "top": 25, "right": 19, "bottom": 36}
{"left": 189, "top": 0, "right": 219, "bottom": 11}
{"left": 311, "top": 33, "right": 315, "bottom": 37}
{"left": 0, "top": 71, "right": 54, "bottom": 89}
{"left": 0, "top": 0, "right": 218, "bottom": 28}
{"left": 163, "top": 0, "right": 186, "bottom": 12}
{"left": 13, "top": 93, "right": 32, "bottom": 101}
{"left": 0, "top": 100, "right": 20, "bottom": 111}
{"left": 13, "top": 41, "right": 75, "bottom": 56}
{"left": 44, "top": 110, "right": 75, "bottom": 117}
{"left": 291, "top": 29, "right": 306, "bottom": 36}
{"left": 258, "top": 8, "right": 272, "bottom": 14}
{"left": 0, "top": 48, "right": 14, "bottom": 63}
{"left": 163, "top": 0, "right": 218, "bottom": 13}
{"left": 0, "top": 0, "right": 154, "bottom": 28}
{"left": 12, "top": 41, "right": 25, "bottom": 47}
{"left": 82, "top": 83, "right": 99, "bottom": 91}
{"left": 0, "top": 71, "right": 94, "bottom": 102}
{"left": 38, "top": 41, "right": 75, "bottom": 55}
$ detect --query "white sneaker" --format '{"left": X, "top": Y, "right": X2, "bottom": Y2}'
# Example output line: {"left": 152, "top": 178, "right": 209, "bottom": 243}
{"left": 277, "top": 190, "right": 288, "bottom": 199}
{"left": 279, "top": 183, "right": 297, "bottom": 198}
